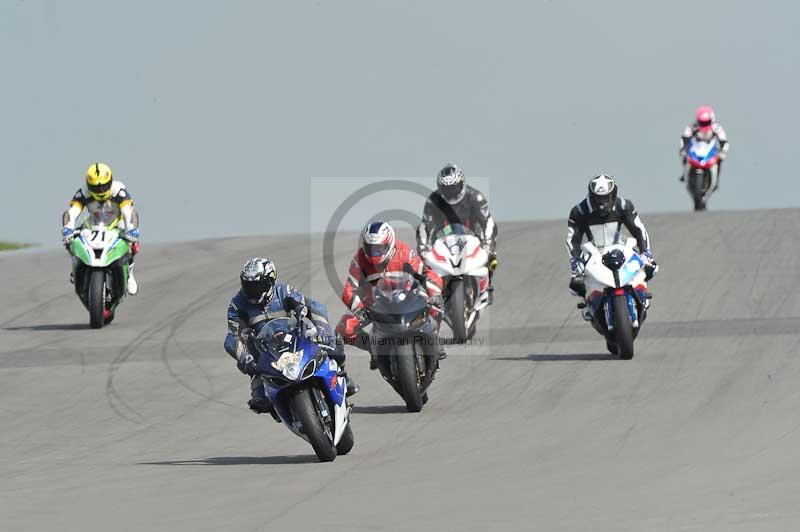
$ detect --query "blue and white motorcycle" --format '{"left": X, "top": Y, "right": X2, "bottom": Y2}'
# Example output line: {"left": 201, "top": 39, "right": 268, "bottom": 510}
{"left": 253, "top": 317, "right": 353, "bottom": 462}
{"left": 577, "top": 236, "right": 655, "bottom": 359}
{"left": 685, "top": 136, "right": 722, "bottom": 211}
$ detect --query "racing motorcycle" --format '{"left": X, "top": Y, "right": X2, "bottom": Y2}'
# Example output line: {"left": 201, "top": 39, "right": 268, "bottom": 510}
{"left": 67, "top": 218, "right": 131, "bottom": 329}
{"left": 365, "top": 267, "right": 440, "bottom": 412}
{"left": 252, "top": 316, "right": 354, "bottom": 462}
{"left": 576, "top": 235, "right": 653, "bottom": 360}
{"left": 685, "top": 136, "right": 721, "bottom": 211}
{"left": 423, "top": 224, "right": 490, "bottom": 341}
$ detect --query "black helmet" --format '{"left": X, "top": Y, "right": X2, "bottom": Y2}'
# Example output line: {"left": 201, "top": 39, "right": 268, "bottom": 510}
{"left": 240, "top": 257, "right": 277, "bottom": 304}
{"left": 436, "top": 164, "right": 466, "bottom": 204}
{"left": 587, "top": 174, "right": 618, "bottom": 215}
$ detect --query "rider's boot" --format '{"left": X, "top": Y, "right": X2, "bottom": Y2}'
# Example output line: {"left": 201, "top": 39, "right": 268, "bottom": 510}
{"left": 569, "top": 276, "right": 586, "bottom": 298}
{"left": 127, "top": 262, "right": 138, "bottom": 295}
{"left": 338, "top": 363, "right": 359, "bottom": 396}
{"left": 248, "top": 380, "right": 280, "bottom": 421}
{"left": 487, "top": 255, "right": 498, "bottom": 305}
{"left": 330, "top": 337, "right": 359, "bottom": 395}
{"left": 436, "top": 340, "right": 447, "bottom": 361}
{"left": 369, "top": 351, "right": 379, "bottom": 371}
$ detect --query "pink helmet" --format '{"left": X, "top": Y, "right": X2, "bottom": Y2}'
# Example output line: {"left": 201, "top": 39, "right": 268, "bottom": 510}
{"left": 695, "top": 106, "right": 715, "bottom": 133}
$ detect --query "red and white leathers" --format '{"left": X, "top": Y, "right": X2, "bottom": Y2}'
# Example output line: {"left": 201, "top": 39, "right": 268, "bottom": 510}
{"left": 680, "top": 114, "right": 729, "bottom": 191}
{"left": 336, "top": 239, "right": 444, "bottom": 343}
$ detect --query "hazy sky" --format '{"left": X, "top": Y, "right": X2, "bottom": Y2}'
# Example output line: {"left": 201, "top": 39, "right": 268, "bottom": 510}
{"left": 2, "top": 1, "right": 798, "bottom": 245}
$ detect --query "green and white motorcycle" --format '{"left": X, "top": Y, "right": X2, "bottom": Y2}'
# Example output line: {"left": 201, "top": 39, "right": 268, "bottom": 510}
{"left": 67, "top": 218, "right": 132, "bottom": 329}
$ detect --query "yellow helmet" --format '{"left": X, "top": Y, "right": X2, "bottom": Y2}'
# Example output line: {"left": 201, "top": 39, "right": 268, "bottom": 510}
{"left": 86, "top": 162, "right": 113, "bottom": 201}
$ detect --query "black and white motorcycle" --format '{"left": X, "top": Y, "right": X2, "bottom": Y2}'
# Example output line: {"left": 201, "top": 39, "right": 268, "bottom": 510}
{"left": 422, "top": 224, "right": 490, "bottom": 341}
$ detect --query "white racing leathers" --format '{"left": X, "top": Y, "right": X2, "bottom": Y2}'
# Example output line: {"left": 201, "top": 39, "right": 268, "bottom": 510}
{"left": 566, "top": 197, "right": 651, "bottom": 265}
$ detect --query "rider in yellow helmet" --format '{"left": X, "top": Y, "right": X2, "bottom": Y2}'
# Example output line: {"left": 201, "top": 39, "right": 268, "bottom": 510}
{"left": 61, "top": 163, "right": 141, "bottom": 295}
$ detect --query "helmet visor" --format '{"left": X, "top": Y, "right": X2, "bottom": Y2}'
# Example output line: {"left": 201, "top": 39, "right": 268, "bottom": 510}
{"left": 88, "top": 181, "right": 112, "bottom": 196}
{"left": 242, "top": 277, "right": 275, "bottom": 303}
{"left": 364, "top": 242, "right": 391, "bottom": 258}
{"left": 439, "top": 181, "right": 464, "bottom": 200}
{"left": 697, "top": 118, "right": 712, "bottom": 128}
{"left": 590, "top": 192, "right": 616, "bottom": 213}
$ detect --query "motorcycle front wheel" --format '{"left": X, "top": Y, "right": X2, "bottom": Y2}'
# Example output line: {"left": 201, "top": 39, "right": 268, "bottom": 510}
{"left": 395, "top": 344, "right": 423, "bottom": 412}
{"left": 88, "top": 270, "right": 106, "bottom": 329}
{"left": 289, "top": 387, "right": 337, "bottom": 462}
{"left": 612, "top": 295, "right": 635, "bottom": 360}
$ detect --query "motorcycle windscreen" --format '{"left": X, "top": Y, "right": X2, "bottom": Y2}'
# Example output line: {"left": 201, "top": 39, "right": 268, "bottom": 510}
{"left": 688, "top": 138, "right": 720, "bottom": 162}
{"left": 254, "top": 317, "right": 296, "bottom": 360}
{"left": 369, "top": 273, "right": 428, "bottom": 325}
{"left": 435, "top": 223, "right": 474, "bottom": 239}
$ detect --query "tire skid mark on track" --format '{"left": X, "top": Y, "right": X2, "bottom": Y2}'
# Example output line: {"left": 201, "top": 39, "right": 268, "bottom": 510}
{"left": 157, "top": 284, "right": 242, "bottom": 409}
{"left": 156, "top": 255, "right": 310, "bottom": 413}
{"left": 106, "top": 276, "right": 238, "bottom": 423}
{"left": 0, "top": 292, "right": 73, "bottom": 329}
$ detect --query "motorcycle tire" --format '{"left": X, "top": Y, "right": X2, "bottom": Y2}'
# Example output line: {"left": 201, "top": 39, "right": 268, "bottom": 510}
{"left": 289, "top": 387, "right": 337, "bottom": 462}
{"left": 88, "top": 270, "right": 106, "bottom": 329}
{"left": 612, "top": 294, "right": 635, "bottom": 360}
{"left": 335, "top": 424, "right": 355, "bottom": 455}
{"left": 396, "top": 344, "right": 423, "bottom": 412}
{"left": 447, "top": 278, "right": 468, "bottom": 341}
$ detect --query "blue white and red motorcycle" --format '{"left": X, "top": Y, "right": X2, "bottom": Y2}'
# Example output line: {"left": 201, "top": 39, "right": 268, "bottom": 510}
{"left": 685, "top": 136, "right": 721, "bottom": 211}
{"left": 253, "top": 317, "right": 354, "bottom": 462}
{"left": 577, "top": 236, "right": 655, "bottom": 359}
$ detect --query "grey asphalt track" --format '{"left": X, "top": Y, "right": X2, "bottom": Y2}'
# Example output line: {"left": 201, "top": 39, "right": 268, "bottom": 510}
{"left": 3, "top": 209, "right": 800, "bottom": 531}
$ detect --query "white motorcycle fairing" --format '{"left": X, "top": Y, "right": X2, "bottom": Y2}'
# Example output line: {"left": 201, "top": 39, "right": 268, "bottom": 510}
{"left": 581, "top": 237, "right": 648, "bottom": 328}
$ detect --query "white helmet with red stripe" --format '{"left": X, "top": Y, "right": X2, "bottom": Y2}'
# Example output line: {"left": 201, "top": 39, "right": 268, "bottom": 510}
{"left": 361, "top": 221, "right": 396, "bottom": 266}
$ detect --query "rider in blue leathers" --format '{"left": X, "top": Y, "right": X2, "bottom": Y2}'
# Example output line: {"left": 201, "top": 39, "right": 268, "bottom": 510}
{"left": 224, "top": 258, "right": 358, "bottom": 416}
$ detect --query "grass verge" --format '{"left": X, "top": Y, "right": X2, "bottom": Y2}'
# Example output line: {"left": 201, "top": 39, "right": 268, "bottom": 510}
{"left": 0, "top": 241, "right": 33, "bottom": 252}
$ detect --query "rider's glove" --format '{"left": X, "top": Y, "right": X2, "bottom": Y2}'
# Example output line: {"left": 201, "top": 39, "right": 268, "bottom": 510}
{"left": 237, "top": 352, "right": 257, "bottom": 376}
{"left": 124, "top": 228, "right": 141, "bottom": 242}
{"left": 293, "top": 303, "right": 308, "bottom": 321}
{"left": 570, "top": 257, "right": 584, "bottom": 278}
{"left": 642, "top": 250, "right": 658, "bottom": 281}
{"left": 353, "top": 307, "right": 369, "bottom": 325}
{"left": 61, "top": 227, "right": 75, "bottom": 245}
{"left": 418, "top": 243, "right": 431, "bottom": 256}
{"left": 429, "top": 294, "right": 444, "bottom": 311}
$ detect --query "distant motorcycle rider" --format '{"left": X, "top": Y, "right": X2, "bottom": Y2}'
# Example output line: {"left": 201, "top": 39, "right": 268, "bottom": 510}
{"left": 336, "top": 221, "right": 446, "bottom": 370}
{"left": 680, "top": 106, "right": 729, "bottom": 191}
{"left": 61, "top": 163, "right": 140, "bottom": 295}
{"left": 566, "top": 175, "right": 657, "bottom": 300}
{"left": 416, "top": 164, "right": 498, "bottom": 302}
{"left": 225, "top": 258, "right": 358, "bottom": 416}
